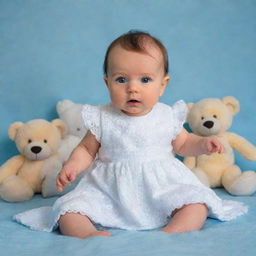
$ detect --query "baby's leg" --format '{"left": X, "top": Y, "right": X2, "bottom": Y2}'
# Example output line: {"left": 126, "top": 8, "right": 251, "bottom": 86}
{"left": 58, "top": 212, "right": 111, "bottom": 239}
{"left": 161, "top": 203, "right": 208, "bottom": 234}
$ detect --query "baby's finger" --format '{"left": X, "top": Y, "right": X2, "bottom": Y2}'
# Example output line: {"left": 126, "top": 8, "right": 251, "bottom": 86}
{"left": 57, "top": 185, "right": 63, "bottom": 192}
{"left": 216, "top": 141, "right": 225, "bottom": 154}
{"left": 211, "top": 145, "right": 218, "bottom": 153}
{"left": 56, "top": 179, "right": 63, "bottom": 192}
{"left": 67, "top": 172, "right": 76, "bottom": 182}
{"left": 219, "top": 144, "right": 225, "bottom": 154}
{"left": 215, "top": 143, "right": 221, "bottom": 153}
{"left": 206, "top": 140, "right": 215, "bottom": 154}
{"left": 58, "top": 173, "right": 70, "bottom": 187}
{"left": 212, "top": 139, "right": 221, "bottom": 152}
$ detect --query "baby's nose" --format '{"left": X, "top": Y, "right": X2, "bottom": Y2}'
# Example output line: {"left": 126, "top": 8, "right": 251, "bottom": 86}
{"left": 127, "top": 81, "right": 139, "bottom": 93}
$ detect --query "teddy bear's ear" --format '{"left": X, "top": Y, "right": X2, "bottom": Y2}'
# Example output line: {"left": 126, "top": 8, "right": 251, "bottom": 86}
{"left": 187, "top": 102, "right": 194, "bottom": 115}
{"left": 8, "top": 122, "right": 24, "bottom": 141}
{"left": 56, "top": 100, "right": 74, "bottom": 115}
{"left": 187, "top": 103, "right": 194, "bottom": 112}
{"left": 51, "top": 119, "right": 66, "bottom": 138}
{"left": 222, "top": 96, "right": 240, "bottom": 115}
{"left": 185, "top": 103, "right": 194, "bottom": 122}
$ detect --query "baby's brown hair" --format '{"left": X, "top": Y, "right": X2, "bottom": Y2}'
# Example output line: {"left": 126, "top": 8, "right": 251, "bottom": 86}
{"left": 103, "top": 30, "right": 169, "bottom": 76}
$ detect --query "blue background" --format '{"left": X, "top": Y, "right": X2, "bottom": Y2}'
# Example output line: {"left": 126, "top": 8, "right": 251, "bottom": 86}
{"left": 1, "top": 1, "right": 256, "bottom": 256}
{"left": 0, "top": 0, "right": 256, "bottom": 168}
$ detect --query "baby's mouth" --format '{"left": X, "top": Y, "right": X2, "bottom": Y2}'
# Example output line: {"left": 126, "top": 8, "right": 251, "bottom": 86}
{"left": 127, "top": 99, "right": 140, "bottom": 104}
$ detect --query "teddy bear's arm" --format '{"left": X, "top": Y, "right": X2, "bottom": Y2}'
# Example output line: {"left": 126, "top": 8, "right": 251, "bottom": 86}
{"left": 0, "top": 155, "right": 25, "bottom": 183}
{"left": 226, "top": 132, "right": 256, "bottom": 161}
{"left": 183, "top": 156, "right": 196, "bottom": 169}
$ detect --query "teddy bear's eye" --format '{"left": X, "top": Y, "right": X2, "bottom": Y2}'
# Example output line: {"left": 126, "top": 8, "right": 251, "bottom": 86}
{"left": 44, "top": 139, "right": 47, "bottom": 143}
{"left": 213, "top": 115, "right": 217, "bottom": 119}
{"left": 77, "top": 128, "right": 81, "bottom": 131}
{"left": 201, "top": 117, "right": 204, "bottom": 120}
{"left": 28, "top": 139, "right": 32, "bottom": 143}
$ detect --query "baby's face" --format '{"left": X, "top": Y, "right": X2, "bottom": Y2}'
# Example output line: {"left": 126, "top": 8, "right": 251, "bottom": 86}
{"left": 104, "top": 44, "right": 169, "bottom": 116}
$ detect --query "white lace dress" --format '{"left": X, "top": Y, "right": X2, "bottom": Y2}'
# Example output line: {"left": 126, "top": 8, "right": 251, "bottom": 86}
{"left": 14, "top": 101, "right": 248, "bottom": 232}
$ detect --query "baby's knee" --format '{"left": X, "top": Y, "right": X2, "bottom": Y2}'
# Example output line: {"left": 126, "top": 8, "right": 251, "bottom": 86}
{"left": 172, "top": 203, "right": 208, "bottom": 217}
{"left": 58, "top": 212, "right": 81, "bottom": 228}
{"left": 58, "top": 212, "right": 87, "bottom": 238}
{"left": 189, "top": 203, "right": 208, "bottom": 215}
{"left": 59, "top": 212, "right": 73, "bottom": 219}
{"left": 58, "top": 212, "right": 82, "bottom": 225}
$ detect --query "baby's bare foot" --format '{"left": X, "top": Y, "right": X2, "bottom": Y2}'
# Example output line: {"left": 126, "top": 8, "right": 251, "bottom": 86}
{"left": 86, "top": 230, "right": 111, "bottom": 238}
{"left": 160, "top": 227, "right": 171, "bottom": 233}
{"left": 160, "top": 227, "right": 183, "bottom": 234}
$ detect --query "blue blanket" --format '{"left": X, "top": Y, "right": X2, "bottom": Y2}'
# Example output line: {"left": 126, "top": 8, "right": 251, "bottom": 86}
{"left": 1, "top": 189, "right": 255, "bottom": 256}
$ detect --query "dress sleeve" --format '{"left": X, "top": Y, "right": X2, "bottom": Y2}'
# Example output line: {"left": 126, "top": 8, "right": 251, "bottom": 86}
{"left": 172, "top": 100, "right": 188, "bottom": 139}
{"left": 81, "top": 104, "right": 101, "bottom": 142}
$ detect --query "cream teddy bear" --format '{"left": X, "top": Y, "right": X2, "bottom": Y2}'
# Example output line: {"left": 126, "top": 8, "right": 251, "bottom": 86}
{"left": 40, "top": 100, "right": 89, "bottom": 197}
{"left": 0, "top": 119, "right": 65, "bottom": 202}
{"left": 184, "top": 96, "right": 256, "bottom": 196}
{"left": 56, "top": 99, "right": 87, "bottom": 162}
{"left": 40, "top": 99, "right": 89, "bottom": 197}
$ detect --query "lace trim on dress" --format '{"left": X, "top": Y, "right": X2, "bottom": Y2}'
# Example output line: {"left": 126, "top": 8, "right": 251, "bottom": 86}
{"left": 172, "top": 100, "right": 188, "bottom": 139}
{"left": 14, "top": 206, "right": 53, "bottom": 232}
{"left": 168, "top": 191, "right": 248, "bottom": 221}
{"left": 81, "top": 104, "right": 101, "bottom": 142}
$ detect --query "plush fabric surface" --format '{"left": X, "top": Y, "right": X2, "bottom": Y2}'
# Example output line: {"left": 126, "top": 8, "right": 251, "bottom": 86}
{"left": 0, "top": 189, "right": 255, "bottom": 256}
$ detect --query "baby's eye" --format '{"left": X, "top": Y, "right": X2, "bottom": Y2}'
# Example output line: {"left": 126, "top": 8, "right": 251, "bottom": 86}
{"left": 140, "top": 77, "right": 152, "bottom": 83}
{"left": 213, "top": 115, "right": 217, "bottom": 119}
{"left": 115, "top": 77, "right": 127, "bottom": 84}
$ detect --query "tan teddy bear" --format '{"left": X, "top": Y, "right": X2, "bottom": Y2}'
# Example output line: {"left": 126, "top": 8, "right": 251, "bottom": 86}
{"left": 0, "top": 119, "right": 65, "bottom": 202}
{"left": 184, "top": 96, "right": 256, "bottom": 196}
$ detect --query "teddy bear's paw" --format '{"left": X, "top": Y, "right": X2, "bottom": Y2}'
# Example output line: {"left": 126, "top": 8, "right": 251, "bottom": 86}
{"left": 227, "top": 171, "right": 256, "bottom": 196}
{"left": 0, "top": 176, "right": 34, "bottom": 202}
{"left": 244, "top": 152, "right": 256, "bottom": 161}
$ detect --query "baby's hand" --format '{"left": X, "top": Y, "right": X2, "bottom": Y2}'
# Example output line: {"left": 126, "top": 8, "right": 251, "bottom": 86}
{"left": 201, "top": 137, "right": 225, "bottom": 155}
{"left": 56, "top": 163, "right": 77, "bottom": 192}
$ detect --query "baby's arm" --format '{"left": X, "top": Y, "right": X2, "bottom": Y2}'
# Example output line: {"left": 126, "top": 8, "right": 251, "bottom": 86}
{"left": 172, "top": 128, "right": 224, "bottom": 157}
{"left": 56, "top": 131, "right": 100, "bottom": 192}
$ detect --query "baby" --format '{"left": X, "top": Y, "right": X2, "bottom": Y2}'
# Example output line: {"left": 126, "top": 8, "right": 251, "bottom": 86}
{"left": 14, "top": 31, "right": 247, "bottom": 239}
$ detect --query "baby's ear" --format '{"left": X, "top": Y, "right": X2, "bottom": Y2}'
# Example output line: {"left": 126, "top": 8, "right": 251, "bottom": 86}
{"left": 163, "top": 75, "right": 170, "bottom": 86}
{"left": 104, "top": 77, "right": 109, "bottom": 87}
{"left": 159, "top": 76, "right": 170, "bottom": 96}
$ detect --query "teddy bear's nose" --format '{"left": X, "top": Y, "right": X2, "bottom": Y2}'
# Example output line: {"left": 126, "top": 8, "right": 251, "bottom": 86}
{"left": 31, "top": 146, "right": 42, "bottom": 154}
{"left": 203, "top": 121, "right": 214, "bottom": 129}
